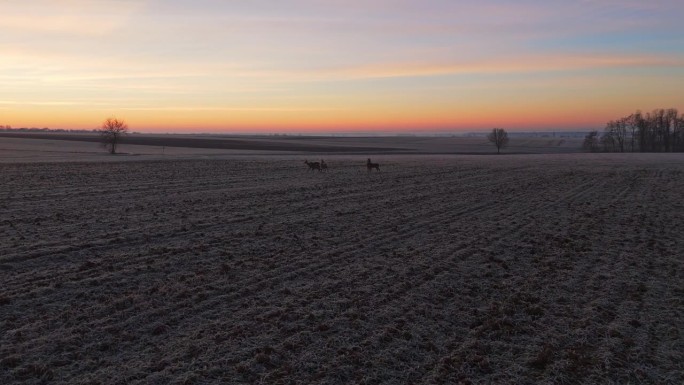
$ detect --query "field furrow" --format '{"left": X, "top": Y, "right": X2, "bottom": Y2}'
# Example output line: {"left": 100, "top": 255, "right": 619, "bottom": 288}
{"left": 1, "top": 154, "right": 682, "bottom": 384}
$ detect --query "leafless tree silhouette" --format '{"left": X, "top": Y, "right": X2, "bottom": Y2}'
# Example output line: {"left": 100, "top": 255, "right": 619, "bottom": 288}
{"left": 609, "top": 119, "right": 627, "bottom": 152}
{"left": 583, "top": 131, "right": 600, "bottom": 152}
{"left": 487, "top": 128, "right": 509, "bottom": 154}
{"left": 99, "top": 117, "right": 128, "bottom": 154}
{"left": 597, "top": 108, "right": 684, "bottom": 152}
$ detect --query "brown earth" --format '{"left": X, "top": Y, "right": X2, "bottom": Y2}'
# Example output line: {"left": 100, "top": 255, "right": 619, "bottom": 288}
{"left": 0, "top": 132, "right": 584, "bottom": 157}
{"left": 0, "top": 132, "right": 409, "bottom": 153}
{"left": 1, "top": 154, "right": 682, "bottom": 384}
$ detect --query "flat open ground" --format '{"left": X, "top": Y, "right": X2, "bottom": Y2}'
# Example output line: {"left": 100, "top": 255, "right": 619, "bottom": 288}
{"left": 0, "top": 133, "right": 583, "bottom": 163}
{"left": 1, "top": 152, "right": 683, "bottom": 384}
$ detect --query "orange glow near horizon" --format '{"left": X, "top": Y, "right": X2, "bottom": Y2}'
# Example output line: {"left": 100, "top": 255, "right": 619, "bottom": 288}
{"left": 1, "top": 1, "right": 683, "bottom": 133}
{"left": 2, "top": 102, "right": 679, "bottom": 134}
{"left": 4, "top": 82, "right": 679, "bottom": 133}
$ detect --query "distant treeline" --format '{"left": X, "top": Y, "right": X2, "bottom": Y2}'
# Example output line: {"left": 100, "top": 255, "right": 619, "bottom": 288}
{"left": 584, "top": 109, "right": 684, "bottom": 152}
{"left": 465, "top": 131, "right": 588, "bottom": 138}
{"left": 0, "top": 126, "right": 98, "bottom": 133}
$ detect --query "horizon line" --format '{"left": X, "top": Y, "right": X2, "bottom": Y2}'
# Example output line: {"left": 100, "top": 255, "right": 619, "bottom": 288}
{"left": 1, "top": 127, "right": 597, "bottom": 137}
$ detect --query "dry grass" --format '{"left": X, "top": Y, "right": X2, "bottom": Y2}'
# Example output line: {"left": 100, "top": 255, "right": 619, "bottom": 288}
{"left": 1, "top": 154, "right": 682, "bottom": 384}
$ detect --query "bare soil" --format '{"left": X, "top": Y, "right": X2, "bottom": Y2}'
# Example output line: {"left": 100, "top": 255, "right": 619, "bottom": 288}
{"left": 1, "top": 154, "right": 682, "bottom": 384}
{"left": 0, "top": 133, "right": 584, "bottom": 160}
{"left": 0, "top": 133, "right": 409, "bottom": 153}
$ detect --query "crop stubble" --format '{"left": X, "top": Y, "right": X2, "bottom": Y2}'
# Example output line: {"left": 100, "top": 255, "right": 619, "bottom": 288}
{"left": 1, "top": 154, "right": 682, "bottom": 384}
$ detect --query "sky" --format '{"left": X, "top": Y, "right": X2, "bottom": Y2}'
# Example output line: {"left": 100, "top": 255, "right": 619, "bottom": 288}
{"left": 1, "top": 0, "right": 683, "bottom": 133}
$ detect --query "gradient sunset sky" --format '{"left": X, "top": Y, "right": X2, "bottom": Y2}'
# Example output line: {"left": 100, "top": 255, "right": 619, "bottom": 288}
{"left": 1, "top": 0, "right": 683, "bottom": 133}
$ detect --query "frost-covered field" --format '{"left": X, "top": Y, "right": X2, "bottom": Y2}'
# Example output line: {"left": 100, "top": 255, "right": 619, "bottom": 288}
{"left": 1, "top": 154, "right": 682, "bottom": 384}
{"left": 0, "top": 134, "right": 584, "bottom": 163}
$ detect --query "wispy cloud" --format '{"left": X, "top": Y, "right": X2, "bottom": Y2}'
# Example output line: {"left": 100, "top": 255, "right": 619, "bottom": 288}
{"left": 119, "top": 106, "right": 344, "bottom": 112}
{"left": 1, "top": 0, "right": 683, "bottom": 130}
{"left": 0, "top": 0, "right": 145, "bottom": 36}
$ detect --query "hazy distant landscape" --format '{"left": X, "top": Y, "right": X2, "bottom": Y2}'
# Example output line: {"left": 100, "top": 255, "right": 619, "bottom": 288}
{"left": 0, "top": 132, "right": 584, "bottom": 163}
{"left": 1, "top": 141, "right": 682, "bottom": 384}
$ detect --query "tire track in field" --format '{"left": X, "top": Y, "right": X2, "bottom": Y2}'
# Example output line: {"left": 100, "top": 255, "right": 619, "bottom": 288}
{"left": 4, "top": 157, "right": 684, "bottom": 384}
{"left": 97, "top": 164, "right": 528, "bottom": 368}
{"left": 0, "top": 164, "right": 599, "bottom": 308}
{"left": 29, "top": 164, "right": 488, "bottom": 376}
{"left": 0, "top": 162, "right": 308, "bottom": 260}
{"left": 412, "top": 167, "right": 678, "bottom": 383}
{"left": 365, "top": 171, "right": 621, "bottom": 379}
{"left": 202, "top": 166, "right": 554, "bottom": 377}
{"left": 186, "top": 166, "right": 544, "bottom": 296}
{"left": 2, "top": 162, "right": 476, "bottom": 319}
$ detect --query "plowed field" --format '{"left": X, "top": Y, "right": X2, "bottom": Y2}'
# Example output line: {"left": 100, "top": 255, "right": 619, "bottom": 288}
{"left": 1, "top": 154, "right": 682, "bottom": 384}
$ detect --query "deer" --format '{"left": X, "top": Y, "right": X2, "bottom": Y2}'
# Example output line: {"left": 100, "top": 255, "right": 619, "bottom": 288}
{"left": 320, "top": 160, "right": 328, "bottom": 172}
{"left": 304, "top": 160, "right": 321, "bottom": 171}
{"left": 366, "top": 158, "right": 380, "bottom": 172}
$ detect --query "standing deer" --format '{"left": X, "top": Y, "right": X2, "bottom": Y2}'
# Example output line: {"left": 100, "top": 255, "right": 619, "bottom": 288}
{"left": 366, "top": 158, "right": 380, "bottom": 172}
{"left": 320, "top": 160, "right": 328, "bottom": 172}
{"left": 304, "top": 160, "right": 321, "bottom": 171}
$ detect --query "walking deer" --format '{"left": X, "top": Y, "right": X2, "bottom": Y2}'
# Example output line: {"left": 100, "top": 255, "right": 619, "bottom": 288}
{"left": 366, "top": 158, "right": 380, "bottom": 172}
{"left": 304, "top": 160, "right": 321, "bottom": 171}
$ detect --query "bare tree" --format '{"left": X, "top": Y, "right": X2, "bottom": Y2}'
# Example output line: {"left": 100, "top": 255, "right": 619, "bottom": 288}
{"left": 602, "top": 108, "right": 683, "bottom": 153}
{"left": 583, "top": 131, "right": 599, "bottom": 152}
{"left": 487, "top": 128, "right": 509, "bottom": 154}
{"left": 626, "top": 112, "right": 640, "bottom": 152}
{"left": 675, "top": 114, "right": 684, "bottom": 152}
{"left": 604, "top": 119, "right": 627, "bottom": 152}
{"left": 664, "top": 108, "right": 679, "bottom": 152}
{"left": 601, "top": 130, "right": 616, "bottom": 152}
{"left": 99, "top": 117, "right": 128, "bottom": 154}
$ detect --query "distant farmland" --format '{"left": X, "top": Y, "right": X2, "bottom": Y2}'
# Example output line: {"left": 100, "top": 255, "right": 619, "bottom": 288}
{"left": 0, "top": 132, "right": 408, "bottom": 153}
{"left": 0, "top": 132, "right": 585, "bottom": 156}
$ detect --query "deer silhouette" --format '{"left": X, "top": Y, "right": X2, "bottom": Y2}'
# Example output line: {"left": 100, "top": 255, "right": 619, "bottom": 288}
{"left": 304, "top": 160, "right": 321, "bottom": 171}
{"left": 366, "top": 158, "right": 380, "bottom": 172}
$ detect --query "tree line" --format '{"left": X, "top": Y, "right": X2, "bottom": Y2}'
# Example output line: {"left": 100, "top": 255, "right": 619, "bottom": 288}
{"left": 584, "top": 108, "right": 684, "bottom": 152}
